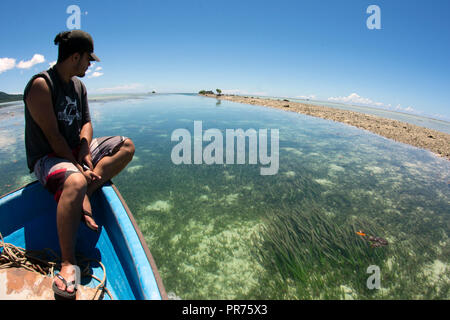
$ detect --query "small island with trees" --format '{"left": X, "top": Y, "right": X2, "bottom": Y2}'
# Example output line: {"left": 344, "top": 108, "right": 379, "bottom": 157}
{"left": 198, "top": 89, "right": 222, "bottom": 97}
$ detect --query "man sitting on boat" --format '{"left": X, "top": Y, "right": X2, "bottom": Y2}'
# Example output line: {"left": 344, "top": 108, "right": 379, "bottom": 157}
{"left": 23, "top": 30, "right": 135, "bottom": 298}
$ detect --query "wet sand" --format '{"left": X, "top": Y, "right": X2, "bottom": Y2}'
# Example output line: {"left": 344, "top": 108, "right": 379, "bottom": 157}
{"left": 201, "top": 94, "right": 450, "bottom": 161}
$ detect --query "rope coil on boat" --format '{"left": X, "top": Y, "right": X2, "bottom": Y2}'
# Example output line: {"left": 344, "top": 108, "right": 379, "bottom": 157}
{"left": 0, "top": 232, "right": 113, "bottom": 300}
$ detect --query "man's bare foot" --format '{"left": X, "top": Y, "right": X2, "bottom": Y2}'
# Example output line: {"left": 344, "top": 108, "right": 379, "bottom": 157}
{"left": 82, "top": 195, "right": 98, "bottom": 231}
{"left": 82, "top": 212, "right": 98, "bottom": 231}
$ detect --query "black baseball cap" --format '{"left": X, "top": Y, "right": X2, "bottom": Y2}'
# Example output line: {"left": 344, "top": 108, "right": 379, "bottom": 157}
{"left": 54, "top": 30, "right": 100, "bottom": 62}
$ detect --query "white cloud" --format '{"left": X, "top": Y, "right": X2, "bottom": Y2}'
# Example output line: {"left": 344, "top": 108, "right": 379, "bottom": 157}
{"left": 48, "top": 61, "right": 56, "bottom": 68}
{"left": 328, "top": 92, "right": 423, "bottom": 115}
{"left": 295, "top": 94, "right": 316, "bottom": 100}
{"left": 0, "top": 57, "right": 16, "bottom": 74}
{"left": 221, "top": 89, "right": 268, "bottom": 96}
{"left": 92, "top": 83, "right": 145, "bottom": 93}
{"left": 16, "top": 54, "right": 45, "bottom": 69}
{"left": 88, "top": 71, "right": 104, "bottom": 78}
{"left": 85, "top": 63, "right": 100, "bottom": 75}
{"left": 395, "top": 105, "right": 423, "bottom": 114}
{"left": 328, "top": 92, "right": 379, "bottom": 106}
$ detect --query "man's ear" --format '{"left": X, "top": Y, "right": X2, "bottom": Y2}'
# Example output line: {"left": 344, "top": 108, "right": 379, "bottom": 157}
{"left": 71, "top": 52, "right": 81, "bottom": 63}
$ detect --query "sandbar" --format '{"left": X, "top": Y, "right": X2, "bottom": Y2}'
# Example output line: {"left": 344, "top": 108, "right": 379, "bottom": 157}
{"left": 201, "top": 94, "right": 450, "bottom": 161}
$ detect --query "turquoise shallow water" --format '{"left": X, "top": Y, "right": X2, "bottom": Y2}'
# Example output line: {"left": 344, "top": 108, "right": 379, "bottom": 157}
{"left": 1, "top": 94, "right": 449, "bottom": 299}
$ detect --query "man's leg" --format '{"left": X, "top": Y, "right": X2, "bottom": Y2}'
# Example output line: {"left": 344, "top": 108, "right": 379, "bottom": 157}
{"left": 81, "top": 138, "right": 135, "bottom": 229}
{"left": 54, "top": 172, "right": 87, "bottom": 293}
{"left": 82, "top": 193, "right": 98, "bottom": 231}
{"left": 87, "top": 138, "right": 135, "bottom": 197}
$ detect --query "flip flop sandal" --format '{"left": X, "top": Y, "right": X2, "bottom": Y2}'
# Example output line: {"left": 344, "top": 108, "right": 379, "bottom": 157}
{"left": 81, "top": 210, "right": 99, "bottom": 232}
{"left": 52, "top": 272, "right": 79, "bottom": 300}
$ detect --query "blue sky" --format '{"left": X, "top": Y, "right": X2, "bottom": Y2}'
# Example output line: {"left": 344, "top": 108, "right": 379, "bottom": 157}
{"left": 1, "top": 0, "right": 449, "bottom": 120}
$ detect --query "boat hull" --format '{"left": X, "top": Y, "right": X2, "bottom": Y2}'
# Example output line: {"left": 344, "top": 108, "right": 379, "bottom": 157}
{"left": 0, "top": 181, "right": 167, "bottom": 300}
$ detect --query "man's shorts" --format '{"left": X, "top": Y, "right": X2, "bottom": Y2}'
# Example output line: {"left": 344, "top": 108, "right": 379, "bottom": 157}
{"left": 34, "top": 136, "right": 128, "bottom": 203}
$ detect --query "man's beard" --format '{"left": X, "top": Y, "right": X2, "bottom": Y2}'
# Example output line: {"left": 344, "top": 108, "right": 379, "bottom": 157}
{"left": 76, "top": 61, "right": 86, "bottom": 77}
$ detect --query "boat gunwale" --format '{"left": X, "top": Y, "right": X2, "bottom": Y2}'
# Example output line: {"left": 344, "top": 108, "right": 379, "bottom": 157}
{"left": 0, "top": 180, "right": 39, "bottom": 200}
{"left": 109, "top": 182, "right": 168, "bottom": 300}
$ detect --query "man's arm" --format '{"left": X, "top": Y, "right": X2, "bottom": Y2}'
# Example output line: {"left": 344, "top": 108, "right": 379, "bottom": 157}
{"left": 26, "top": 77, "right": 84, "bottom": 173}
{"left": 79, "top": 121, "right": 93, "bottom": 169}
{"left": 80, "top": 121, "right": 93, "bottom": 145}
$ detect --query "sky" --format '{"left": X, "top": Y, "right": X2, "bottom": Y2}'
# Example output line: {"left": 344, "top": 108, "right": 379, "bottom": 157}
{"left": 1, "top": 0, "right": 449, "bottom": 120}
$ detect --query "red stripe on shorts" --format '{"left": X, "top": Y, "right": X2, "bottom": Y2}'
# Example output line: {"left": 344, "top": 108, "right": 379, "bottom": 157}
{"left": 45, "top": 168, "right": 67, "bottom": 203}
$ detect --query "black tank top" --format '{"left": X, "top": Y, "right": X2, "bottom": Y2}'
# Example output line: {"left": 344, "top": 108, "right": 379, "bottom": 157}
{"left": 23, "top": 67, "right": 91, "bottom": 172}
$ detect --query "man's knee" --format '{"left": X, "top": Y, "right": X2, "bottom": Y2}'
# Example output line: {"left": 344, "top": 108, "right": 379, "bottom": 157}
{"left": 122, "top": 139, "right": 135, "bottom": 161}
{"left": 63, "top": 172, "right": 88, "bottom": 195}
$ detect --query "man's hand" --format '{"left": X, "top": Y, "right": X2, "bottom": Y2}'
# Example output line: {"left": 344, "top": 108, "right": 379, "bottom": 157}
{"left": 82, "top": 169, "right": 101, "bottom": 184}
{"left": 79, "top": 152, "right": 94, "bottom": 171}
